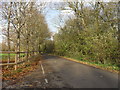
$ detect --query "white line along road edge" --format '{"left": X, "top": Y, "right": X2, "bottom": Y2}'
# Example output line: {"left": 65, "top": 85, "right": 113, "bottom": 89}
{"left": 39, "top": 61, "right": 48, "bottom": 84}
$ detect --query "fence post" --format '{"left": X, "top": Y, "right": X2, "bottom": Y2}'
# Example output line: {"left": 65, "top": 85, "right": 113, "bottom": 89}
{"left": 7, "top": 52, "right": 10, "bottom": 68}
{"left": 15, "top": 53, "right": 17, "bottom": 70}
{"left": 1, "top": 51, "right": 40, "bottom": 70}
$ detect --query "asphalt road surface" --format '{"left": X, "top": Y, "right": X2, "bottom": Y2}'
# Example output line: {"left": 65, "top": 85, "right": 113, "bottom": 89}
{"left": 4, "top": 54, "right": 119, "bottom": 88}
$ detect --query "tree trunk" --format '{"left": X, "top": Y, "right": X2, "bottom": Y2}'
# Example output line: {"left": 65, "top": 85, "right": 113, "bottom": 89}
{"left": 7, "top": 2, "right": 12, "bottom": 64}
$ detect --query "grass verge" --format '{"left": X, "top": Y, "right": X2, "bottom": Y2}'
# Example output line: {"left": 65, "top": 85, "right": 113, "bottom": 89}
{"left": 62, "top": 56, "right": 119, "bottom": 73}
{"left": 1, "top": 53, "right": 25, "bottom": 62}
{"left": 49, "top": 54, "right": 119, "bottom": 73}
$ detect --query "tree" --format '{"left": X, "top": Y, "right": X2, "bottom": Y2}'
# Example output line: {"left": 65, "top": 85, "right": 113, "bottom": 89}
{"left": 1, "top": 1, "right": 51, "bottom": 69}
{"left": 54, "top": 1, "right": 119, "bottom": 65}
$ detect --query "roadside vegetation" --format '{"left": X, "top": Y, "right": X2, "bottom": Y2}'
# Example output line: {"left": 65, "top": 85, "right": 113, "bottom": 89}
{"left": 64, "top": 56, "right": 119, "bottom": 72}
{"left": 0, "top": 1, "right": 119, "bottom": 81}
{"left": 53, "top": 2, "right": 120, "bottom": 72}
{"left": 1, "top": 2, "right": 51, "bottom": 80}
{"left": 0, "top": 54, "right": 25, "bottom": 61}
{"left": 2, "top": 55, "right": 41, "bottom": 80}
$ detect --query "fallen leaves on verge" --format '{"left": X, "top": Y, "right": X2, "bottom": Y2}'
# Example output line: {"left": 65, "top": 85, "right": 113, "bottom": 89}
{"left": 2, "top": 55, "right": 41, "bottom": 81}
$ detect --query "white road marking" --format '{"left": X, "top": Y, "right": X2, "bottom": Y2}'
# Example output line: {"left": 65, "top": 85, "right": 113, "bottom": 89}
{"left": 45, "top": 79, "right": 48, "bottom": 83}
{"left": 39, "top": 61, "right": 48, "bottom": 84}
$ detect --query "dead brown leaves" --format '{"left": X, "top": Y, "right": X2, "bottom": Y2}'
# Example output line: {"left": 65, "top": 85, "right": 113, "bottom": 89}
{"left": 2, "top": 55, "right": 41, "bottom": 81}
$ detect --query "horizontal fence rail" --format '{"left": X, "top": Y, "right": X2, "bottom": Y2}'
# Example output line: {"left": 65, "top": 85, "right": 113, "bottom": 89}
{"left": 0, "top": 51, "right": 40, "bottom": 54}
{"left": 0, "top": 51, "right": 41, "bottom": 69}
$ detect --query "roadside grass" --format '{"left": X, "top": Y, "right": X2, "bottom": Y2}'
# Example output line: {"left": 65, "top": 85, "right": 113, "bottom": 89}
{"left": 66, "top": 56, "right": 120, "bottom": 72}
{"left": 0, "top": 53, "right": 25, "bottom": 61}
{"left": 0, "top": 53, "right": 25, "bottom": 56}
{"left": 0, "top": 54, "right": 16, "bottom": 56}
{"left": 50, "top": 53, "right": 119, "bottom": 73}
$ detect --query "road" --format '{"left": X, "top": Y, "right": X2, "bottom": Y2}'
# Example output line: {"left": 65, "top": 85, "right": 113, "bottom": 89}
{"left": 4, "top": 54, "right": 118, "bottom": 88}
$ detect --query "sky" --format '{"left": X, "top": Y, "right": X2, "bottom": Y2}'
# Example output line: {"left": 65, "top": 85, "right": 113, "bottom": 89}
{"left": 45, "top": 5, "right": 74, "bottom": 34}
{"left": 1, "top": 0, "right": 117, "bottom": 2}
{"left": 45, "top": 9, "right": 60, "bottom": 33}
{"left": 0, "top": 0, "right": 117, "bottom": 43}
{"left": 0, "top": 1, "right": 74, "bottom": 43}
{"left": 0, "top": 8, "right": 3, "bottom": 43}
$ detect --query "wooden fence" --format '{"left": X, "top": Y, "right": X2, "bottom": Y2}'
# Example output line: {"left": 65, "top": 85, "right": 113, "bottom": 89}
{"left": 0, "top": 51, "right": 40, "bottom": 70}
